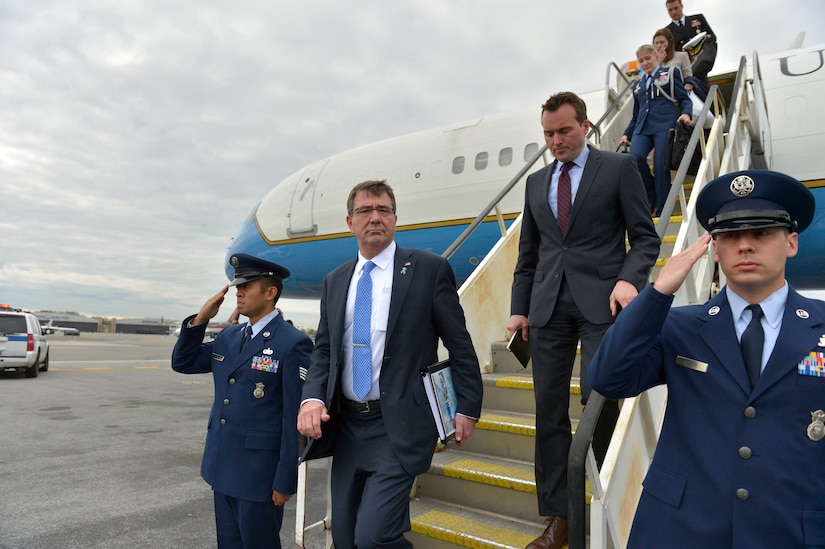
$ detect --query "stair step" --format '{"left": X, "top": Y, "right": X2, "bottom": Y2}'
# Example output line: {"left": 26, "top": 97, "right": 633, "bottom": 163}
{"left": 482, "top": 373, "right": 583, "bottom": 418}
{"left": 409, "top": 498, "right": 552, "bottom": 549}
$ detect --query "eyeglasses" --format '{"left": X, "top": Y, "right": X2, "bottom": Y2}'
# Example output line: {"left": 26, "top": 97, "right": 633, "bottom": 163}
{"left": 351, "top": 206, "right": 395, "bottom": 218}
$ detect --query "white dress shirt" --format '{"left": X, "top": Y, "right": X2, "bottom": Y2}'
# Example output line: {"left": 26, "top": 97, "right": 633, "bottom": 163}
{"left": 342, "top": 242, "right": 396, "bottom": 401}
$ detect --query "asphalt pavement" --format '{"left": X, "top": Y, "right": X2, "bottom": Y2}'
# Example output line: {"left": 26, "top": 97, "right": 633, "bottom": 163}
{"left": 0, "top": 332, "right": 330, "bottom": 549}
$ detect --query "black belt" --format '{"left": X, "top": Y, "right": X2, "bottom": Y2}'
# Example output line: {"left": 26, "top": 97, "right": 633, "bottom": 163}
{"left": 342, "top": 398, "right": 380, "bottom": 413}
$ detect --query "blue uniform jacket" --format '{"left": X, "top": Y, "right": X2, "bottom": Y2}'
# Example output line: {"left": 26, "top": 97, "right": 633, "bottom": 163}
{"left": 172, "top": 312, "right": 313, "bottom": 501}
{"left": 590, "top": 285, "right": 825, "bottom": 547}
{"left": 623, "top": 66, "right": 692, "bottom": 138}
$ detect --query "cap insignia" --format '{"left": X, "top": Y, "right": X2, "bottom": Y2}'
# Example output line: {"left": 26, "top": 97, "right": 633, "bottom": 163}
{"left": 729, "top": 175, "right": 755, "bottom": 197}
{"left": 230, "top": 255, "right": 239, "bottom": 267}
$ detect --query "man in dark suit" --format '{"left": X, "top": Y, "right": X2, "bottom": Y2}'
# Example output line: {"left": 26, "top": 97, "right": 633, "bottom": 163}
{"left": 590, "top": 170, "right": 822, "bottom": 547}
{"left": 172, "top": 254, "right": 313, "bottom": 548}
{"left": 297, "top": 180, "right": 483, "bottom": 548}
{"left": 666, "top": 0, "right": 718, "bottom": 85}
{"left": 508, "top": 92, "right": 660, "bottom": 549}
{"left": 621, "top": 44, "right": 692, "bottom": 216}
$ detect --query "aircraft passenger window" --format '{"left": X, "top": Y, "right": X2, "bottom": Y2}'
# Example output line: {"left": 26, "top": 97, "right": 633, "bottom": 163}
{"left": 452, "top": 156, "right": 465, "bottom": 174}
{"left": 475, "top": 152, "right": 488, "bottom": 171}
{"left": 499, "top": 148, "right": 513, "bottom": 166}
{"left": 524, "top": 143, "right": 538, "bottom": 161}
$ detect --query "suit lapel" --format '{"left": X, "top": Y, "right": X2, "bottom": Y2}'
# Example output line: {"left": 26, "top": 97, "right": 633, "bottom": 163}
{"left": 570, "top": 146, "right": 599, "bottom": 229}
{"left": 386, "top": 247, "right": 413, "bottom": 344}
{"left": 330, "top": 259, "right": 357, "bottom": 361}
{"left": 698, "top": 293, "right": 752, "bottom": 395}
{"left": 753, "top": 289, "right": 825, "bottom": 398}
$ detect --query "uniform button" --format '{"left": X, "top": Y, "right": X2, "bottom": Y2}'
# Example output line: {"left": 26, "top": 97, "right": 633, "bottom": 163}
{"left": 229, "top": 378, "right": 236, "bottom": 385}
{"left": 220, "top": 419, "right": 226, "bottom": 425}
{"left": 744, "top": 406, "right": 756, "bottom": 418}
{"left": 738, "top": 447, "right": 752, "bottom": 459}
{"left": 223, "top": 399, "right": 230, "bottom": 405}
{"left": 736, "top": 488, "right": 749, "bottom": 500}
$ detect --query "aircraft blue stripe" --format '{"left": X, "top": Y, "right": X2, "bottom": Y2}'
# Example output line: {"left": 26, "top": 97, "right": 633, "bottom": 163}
{"left": 227, "top": 217, "right": 516, "bottom": 299}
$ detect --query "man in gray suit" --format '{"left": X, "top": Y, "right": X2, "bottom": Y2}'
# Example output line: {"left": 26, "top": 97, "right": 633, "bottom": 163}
{"left": 507, "top": 92, "right": 660, "bottom": 549}
{"left": 298, "top": 180, "right": 483, "bottom": 548}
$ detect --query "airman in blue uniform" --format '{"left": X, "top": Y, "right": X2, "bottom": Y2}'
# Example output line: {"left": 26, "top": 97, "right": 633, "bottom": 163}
{"left": 590, "top": 170, "right": 825, "bottom": 547}
{"left": 172, "top": 254, "right": 312, "bottom": 548}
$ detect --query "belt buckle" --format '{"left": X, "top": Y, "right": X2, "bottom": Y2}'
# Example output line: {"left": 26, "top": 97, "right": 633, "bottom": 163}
{"left": 361, "top": 400, "right": 372, "bottom": 413}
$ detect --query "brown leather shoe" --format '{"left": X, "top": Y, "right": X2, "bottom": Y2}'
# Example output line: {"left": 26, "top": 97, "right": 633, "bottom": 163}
{"left": 525, "top": 516, "right": 568, "bottom": 549}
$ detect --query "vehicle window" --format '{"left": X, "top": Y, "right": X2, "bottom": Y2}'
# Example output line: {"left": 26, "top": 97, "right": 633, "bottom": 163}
{"left": 452, "top": 156, "right": 465, "bottom": 174}
{"left": 499, "top": 147, "right": 513, "bottom": 166}
{"left": 475, "top": 152, "right": 488, "bottom": 171}
{"left": 524, "top": 143, "right": 539, "bottom": 161}
{"left": 0, "top": 315, "right": 27, "bottom": 334}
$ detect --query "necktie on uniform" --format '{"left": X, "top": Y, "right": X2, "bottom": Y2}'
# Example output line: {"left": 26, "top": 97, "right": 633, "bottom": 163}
{"left": 352, "top": 261, "right": 376, "bottom": 400}
{"left": 241, "top": 324, "right": 252, "bottom": 351}
{"left": 741, "top": 304, "right": 764, "bottom": 389}
{"left": 557, "top": 161, "right": 575, "bottom": 236}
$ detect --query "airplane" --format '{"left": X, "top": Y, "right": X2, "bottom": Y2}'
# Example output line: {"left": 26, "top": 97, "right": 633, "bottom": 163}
{"left": 225, "top": 39, "right": 825, "bottom": 299}
{"left": 170, "top": 308, "right": 241, "bottom": 338}
{"left": 41, "top": 320, "right": 80, "bottom": 336}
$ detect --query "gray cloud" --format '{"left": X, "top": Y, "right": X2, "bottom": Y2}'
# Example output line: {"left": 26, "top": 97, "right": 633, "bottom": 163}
{"left": 1, "top": 0, "right": 823, "bottom": 327}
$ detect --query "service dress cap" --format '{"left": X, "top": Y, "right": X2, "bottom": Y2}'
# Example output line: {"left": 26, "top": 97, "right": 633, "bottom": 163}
{"left": 228, "top": 253, "right": 290, "bottom": 286}
{"left": 696, "top": 170, "right": 815, "bottom": 235}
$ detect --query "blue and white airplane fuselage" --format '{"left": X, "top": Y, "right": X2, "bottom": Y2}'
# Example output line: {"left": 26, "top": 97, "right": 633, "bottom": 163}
{"left": 227, "top": 43, "right": 825, "bottom": 296}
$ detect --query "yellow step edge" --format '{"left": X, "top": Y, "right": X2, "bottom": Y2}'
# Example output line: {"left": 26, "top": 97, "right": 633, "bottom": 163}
{"left": 477, "top": 414, "right": 536, "bottom": 436}
{"left": 494, "top": 375, "right": 581, "bottom": 395}
{"left": 412, "top": 510, "right": 541, "bottom": 549}
{"left": 494, "top": 376, "right": 534, "bottom": 390}
{"left": 662, "top": 235, "right": 677, "bottom": 243}
{"left": 654, "top": 215, "right": 684, "bottom": 224}
{"left": 441, "top": 458, "right": 536, "bottom": 493}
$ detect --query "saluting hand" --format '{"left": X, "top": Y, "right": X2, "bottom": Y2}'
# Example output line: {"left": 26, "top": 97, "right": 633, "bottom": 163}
{"left": 192, "top": 285, "right": 228, "bottom": 326}
{"left": 653, "top": 232, "right": 712, "bottom": 296}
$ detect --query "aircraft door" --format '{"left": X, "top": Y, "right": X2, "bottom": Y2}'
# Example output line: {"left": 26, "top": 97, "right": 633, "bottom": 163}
{"left": 287, "top": 160, "right": 328, "bottom": 237}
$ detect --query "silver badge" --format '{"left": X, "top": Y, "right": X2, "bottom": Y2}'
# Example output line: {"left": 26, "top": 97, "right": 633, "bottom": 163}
{"left": 729, "top": 175, "right": 755, "bottom": 197}
{"left": 796, "top": 309, "right": 810, "bottom": 319}
{"left": 230, "top": 255, "right": 239, "bottom": 267}
{"left": 819, "top": 335, "right": 825, "bottom": 347}
{"left": 708, "top": 306, "right": 720, "bottom": 316}
{"left": 263, "top": 348, "right": 273, "bottom": 355}
{"left": 263, "top": 331, "right": 271, "bottom": 338}
{"left": 807, "top": 409, "right": 825, "bottom": 442}
{"left": 253, "top": 382, "right": 265, "bottom": 399}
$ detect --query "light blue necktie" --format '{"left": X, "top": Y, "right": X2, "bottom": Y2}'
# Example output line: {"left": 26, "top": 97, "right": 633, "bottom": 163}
{"left": 352, "top": 261, "right": 376, "bottom": 400}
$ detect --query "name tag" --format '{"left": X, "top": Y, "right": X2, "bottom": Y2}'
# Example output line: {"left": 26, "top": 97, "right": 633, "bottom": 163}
{"left": 676, "top": 355, "right": 708, "bottom": 373}
{"left": 799, "top": 352, "right": 825, "bottom": 378}
{"left": 211, "top": 353, "right": 225, "bottom": 362}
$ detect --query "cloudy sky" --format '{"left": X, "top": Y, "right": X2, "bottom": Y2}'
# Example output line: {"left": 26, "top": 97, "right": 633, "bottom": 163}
{"left": 2, "top": 0, "right": 824, "bottom": 328}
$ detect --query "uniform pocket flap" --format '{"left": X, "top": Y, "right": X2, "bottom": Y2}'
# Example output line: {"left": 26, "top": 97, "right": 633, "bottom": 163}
{"left": 642, "top": 465, "right": 686, "bottom": 508}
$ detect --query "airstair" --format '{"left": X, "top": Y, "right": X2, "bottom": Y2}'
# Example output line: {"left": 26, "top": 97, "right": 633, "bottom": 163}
{"left": 294, "top": 52, "right": 771, "bottom": 549}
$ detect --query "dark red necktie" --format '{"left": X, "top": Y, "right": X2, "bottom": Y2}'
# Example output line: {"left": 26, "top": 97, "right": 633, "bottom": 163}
{"left": 557, "top": 161, "right": 574, "bottom": 236}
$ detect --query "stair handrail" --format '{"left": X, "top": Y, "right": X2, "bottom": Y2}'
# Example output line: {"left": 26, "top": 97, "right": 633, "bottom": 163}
{"left": 581, "top": 56, "right": 771, "bottom": 549}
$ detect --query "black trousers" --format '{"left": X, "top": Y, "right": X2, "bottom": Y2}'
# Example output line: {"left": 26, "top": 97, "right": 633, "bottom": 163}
{"left": 330, "top": 407, "right": 415, "bottom": 549}
{"left": 530, "top": 278, "right": 620, "bottom": 518}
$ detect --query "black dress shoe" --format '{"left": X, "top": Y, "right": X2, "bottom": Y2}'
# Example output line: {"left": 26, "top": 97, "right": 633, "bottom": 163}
{"left": 525, "top": 516, "right": 568, "bottom": 549}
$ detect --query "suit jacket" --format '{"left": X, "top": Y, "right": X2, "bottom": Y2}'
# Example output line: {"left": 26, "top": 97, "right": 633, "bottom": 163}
{"left": 300, "top": 246, "right": 483, "bottom": 476}
{"left": 624, "top": 66, "right": 692, "bottom": 138}
{"left": 667, "top": 14, "right": 717, "bottom": 60}
{"left": 590, "top": 285, "right": 825, "bottom": 547}
{"left": 510, "top": 145, "right": 660, "bottom": 326}
{"left": 172, "top": 312, "right": 313, "bottom": 501}
{"left": 662, "top": 51, "right": 693, "bottom": 80}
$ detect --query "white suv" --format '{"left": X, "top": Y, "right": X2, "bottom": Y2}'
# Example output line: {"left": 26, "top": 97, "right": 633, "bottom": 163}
{"left": 0, "top": 308, "right": 50, "bottom": 378}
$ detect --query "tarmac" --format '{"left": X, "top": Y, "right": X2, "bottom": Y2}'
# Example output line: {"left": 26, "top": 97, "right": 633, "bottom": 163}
{"left": 0, "top": 332, "right": 330, "bottom": 549}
